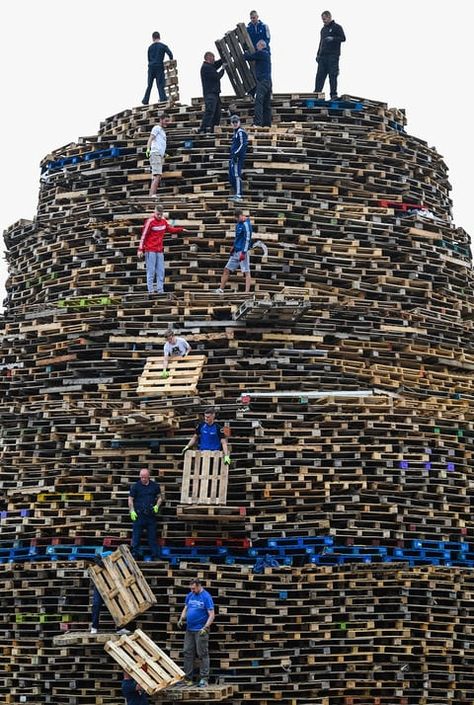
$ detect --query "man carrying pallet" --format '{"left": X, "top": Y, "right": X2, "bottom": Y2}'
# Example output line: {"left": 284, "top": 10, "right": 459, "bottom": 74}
{"left": 182, "top": 407, "right": 231, "bottom": 464}
{"left": 122, "top": 673, "right": 149, "bottom": 704}
{"left": 314, "top": 10, "right": 346, "bottom": 100}
{"left": 229, "top": 115, "right": 248, "bottom": 201}
{"left": 137, "top": 205, "right": 184, "bottom": 294}
{"left": 177, "top": 578, "right": 215, "bottom": 687}
{"left": 161, "top": 329, "right": 191, "bottom": 378}
{"left": 243, "top": 40, "right": 272, "bottom": 127}
{"left": 142, "top": 31, "right": 174, "bottom": 105}
{"left": 128, "top": 468, "right": 163, "bottom": 561}
{"left": 145, "top": 112, "right": 170, "bottom": 196}
{"left": 215, "top": 209, "right": 253, "bottom": 294}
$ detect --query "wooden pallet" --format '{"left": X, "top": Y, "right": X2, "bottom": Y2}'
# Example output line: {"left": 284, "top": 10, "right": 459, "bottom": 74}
{"left": 180, "top": 451, "right": 228, "bottom": 505}
{"left": 105, "top": 628, "right": 184, "bottom": 694}
{"left": 53, "top": 630, "right": 119, "bottom": 646}
{"left": 137, "top": 355, "right": 207, "bottom": 397}
{"left": 88, "top": 545, "right": 157, "bottom": 627}
{"left": 156, "top": 683, "right": 237, "bottom": 701}
{"left": 176, "top": 505, "right": 246, "bottom": 522}
{"left": 215, "top": 23, "right": 256, "bottom": 97}
{"left": 164, "top": 59, "right": 179, "bottom": 104}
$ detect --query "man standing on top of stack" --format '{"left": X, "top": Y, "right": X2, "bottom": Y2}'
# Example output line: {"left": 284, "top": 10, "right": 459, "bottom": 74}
{"left": 216, "top": 209, "right": 253, "bottom": 294}
{"left": 177, "top": 578, "right": 215, "bottom": 688}
{"left": 198, "top": 52, "right": 225, "bottom": 134}
{"left": 161, "top": 329, "right": 191, "bottom": 378}
{"left": 247, "top": 10, "right": 271, "bottom": 50}
{"left": 146, "top": 112, "right": 171, "bottom": 196}
{"left": 314, "top": 10, "right": 346, "bottom": 101}
{"left": 182, "top": 407, "right": 231, "bottom": 465}
{"left": 229, "top": 115, "right": 248, "bottom": 201}
{"left": 138, "top": 205, "right": 184, "bottom": 295}
{"left": 244, "top": 41, "right": 272, "bottom": 127}
{"left": 142, "top": 31, "right": 174, "bottom": 105}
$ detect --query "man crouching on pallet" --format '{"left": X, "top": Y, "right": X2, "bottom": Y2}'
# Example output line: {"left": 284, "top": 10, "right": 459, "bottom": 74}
{"left": 176, "top": 578, "right": 215, "bottom": 687}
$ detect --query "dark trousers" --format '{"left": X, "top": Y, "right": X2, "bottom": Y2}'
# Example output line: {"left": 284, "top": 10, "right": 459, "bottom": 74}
{"left": 91, "top": 586, "right": 136, "bottom": 630}
{"left": 143, "top": 64, "right": 167, "bottom": 104}
{"left": 229, "top": 157, "right": 245, "bottom": 196}
{"left": 131, "top": 513, "right": 159, "bottom": 559}
{"left": 254, "top": 79, "right": 272, "bottom": 126}
{"left": 183, "top": 630, "right": 210, "bottom": 680}
{"left": 315, "top": 54, "right": 340, "bottom": 98}
{"left": 200, "top": 93, "right": 221, "bottom": 132}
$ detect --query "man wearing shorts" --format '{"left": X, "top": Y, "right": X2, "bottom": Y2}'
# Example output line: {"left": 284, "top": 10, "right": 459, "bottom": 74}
{"left": 145, "top": 112, "right": 170, "bottom": 196}
{"left": 215, "top": 209, "right": 253, "bottom": 294}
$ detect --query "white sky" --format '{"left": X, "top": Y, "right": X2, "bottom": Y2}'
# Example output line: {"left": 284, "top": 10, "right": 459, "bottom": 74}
{"left": 1, "top": 1, "right": 472, "bottom": 302}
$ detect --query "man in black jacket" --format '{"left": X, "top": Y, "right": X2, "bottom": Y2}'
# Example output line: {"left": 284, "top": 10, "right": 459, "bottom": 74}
{"left": 198, "top": 52, "right": 225, "bottom": 134}
{"left": 314, "top": 11, "right": 346, "bottom": 100}
{"left": 142, "top": 31, "right": 173, "bottom": 105}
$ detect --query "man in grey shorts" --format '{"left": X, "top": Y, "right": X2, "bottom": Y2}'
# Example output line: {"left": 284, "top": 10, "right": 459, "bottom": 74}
{"left": 145, "top": 112, "right": 171, "bottom": 196}
{"left": 216, "top": 209, "right": 253, "bottom": 294}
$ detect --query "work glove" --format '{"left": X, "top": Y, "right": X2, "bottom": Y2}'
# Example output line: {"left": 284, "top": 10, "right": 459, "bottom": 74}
{"left": 146, "top": 148, "right": 151, "bottom": 158}
{"left": 223, "top": 455, "right": 231, "bottom": 465}
{"left": 153, "top": 504, "right": 160, "bottom": 514}
{"left": 181, "top": 446, "right": 190, "bottom": 455}
{"left": 161, "top": 369, "right": 170, "bottom": 379}
{"left": 177, "top": 619, "right": 185, "bottom": 630}
{"left": 239, "top": 252, "right": 246, "bottom": 261}
{"left": 199, "top": 627, "right": 209, "bottom": 636}
{"left": 130, "top": 510, "right": 138, "bottom": 521}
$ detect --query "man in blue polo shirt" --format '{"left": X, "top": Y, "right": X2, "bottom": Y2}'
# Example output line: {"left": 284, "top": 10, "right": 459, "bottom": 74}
{"left": 177, "top": 578, "right": 215, "bottom": 687}
{"left": 182, "top": 408, "right": 231, "bottom": 465}
{"left": 128, "top": 468, "right": 162, "bottom": 560}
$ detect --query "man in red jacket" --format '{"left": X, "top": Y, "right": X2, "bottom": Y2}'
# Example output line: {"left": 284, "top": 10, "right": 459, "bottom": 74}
{"left": 138, "top": 205, "right": 184, "bottom": 294}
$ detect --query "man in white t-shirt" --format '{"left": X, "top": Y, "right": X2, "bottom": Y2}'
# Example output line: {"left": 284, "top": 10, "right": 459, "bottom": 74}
{"left": 146, "top": 112, "right": 171, "bottom": 196}
{"left": 162, "top": 329, "right": 191, "bottom": 378}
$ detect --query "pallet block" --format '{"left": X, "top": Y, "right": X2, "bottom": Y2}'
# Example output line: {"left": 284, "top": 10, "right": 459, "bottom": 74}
{"left": 88, "top": 545, "right": 157, "bottom": 627}
{"left": 180, "top": 450, "right": 228, "bottom": 505}
{"left": 137, "top": 355, "right": 207, "bottom": 397}
{"left": 156, "top": 684, "right": 237, "bottom": 701}
{"left": 215, "top": 23, "right": 256, "bottom": 97}
{"left": 105, "top": 628, "right": 184, "bottom": 694}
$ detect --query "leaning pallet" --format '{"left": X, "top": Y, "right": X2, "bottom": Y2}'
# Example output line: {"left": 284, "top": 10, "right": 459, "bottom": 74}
{"left": 88, "top": 545, "right": 157, "bottom": 627}
{"left": 137, "top": 355, "right": 207, "bottom": 396}
{"left": 105, "top": 628, "right": 184, "bottom": 693}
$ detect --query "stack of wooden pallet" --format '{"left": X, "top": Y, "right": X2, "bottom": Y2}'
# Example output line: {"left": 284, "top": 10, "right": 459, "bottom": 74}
{"left": 1, "top": 91, "right": 474, "bottom": 705}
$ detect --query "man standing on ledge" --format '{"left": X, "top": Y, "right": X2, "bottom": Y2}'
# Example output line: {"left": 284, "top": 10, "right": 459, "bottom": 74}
{"left": 244, "top": 40, "right": 272, "bottom": 127}
{"left": 198, "top": 52, "right": 225, "bottom": 134}
{"left": 215, "top": 209, "right": 253, "bottom": 295}
{"left": 229, "top": 115, "right": 248, "bottom": 201}
{"left": 177, "top": 578, "right": 215, "bottom": 687}
{"left": 146, "top": 113, "right": 170, "bottom": 196}
{"left": 247, "top": 10, "right": 271, "bottom": 50}
{"left": 142, "top": 31, "right": 173, "bottom": 105}
{"left": 314, "top": 10, "right": 346, "bottom": 100}
{"left": 128, "top": 468, "right": 162, "bottom": 560}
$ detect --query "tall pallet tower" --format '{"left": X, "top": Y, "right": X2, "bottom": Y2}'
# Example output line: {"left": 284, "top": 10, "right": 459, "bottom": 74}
{"left": 2, "top": 92, "right": 474, "bottom": 705}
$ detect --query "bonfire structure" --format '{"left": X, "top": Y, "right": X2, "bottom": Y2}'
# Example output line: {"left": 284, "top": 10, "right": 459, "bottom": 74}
{"left": 1, "top": 47, "right": 474, "bottom": 705}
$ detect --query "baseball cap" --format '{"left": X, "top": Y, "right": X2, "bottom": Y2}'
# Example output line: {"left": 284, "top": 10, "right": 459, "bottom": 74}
{"left": 230, "top": 115, "right": 240, "bottom": 123}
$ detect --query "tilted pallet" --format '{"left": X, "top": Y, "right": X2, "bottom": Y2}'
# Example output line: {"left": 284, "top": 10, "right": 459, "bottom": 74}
{"left": 88, "top": 545, "right": 157, "bottom": 627}
{"left": 137, "top": 355, "right": 207, "bottom": 396}
{"left": 215, "top": 23, "right": 256, "bottom": 97}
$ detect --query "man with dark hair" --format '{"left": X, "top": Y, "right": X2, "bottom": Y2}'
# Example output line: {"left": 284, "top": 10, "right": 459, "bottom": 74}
{"left": 122, "top": 673, "right": 149, "bottom": 704}
{"left": 244, "top": 40, "right": 272, "bottom": 127}
{"left": 247, "top": 10, "right": 271, "bottom": 50}
{"left": 142, "top": 31, "right": 174, "bottom": 105}
{"left": 128, "top": 468, "right": 163, "bottom": 560}
{"left": 198, "top": 52, "right": 225, "bottom": 134}
{"left": 177, "top": 579, "right": 215, "bottom": 687}
{"left": 314, "top": 11, "right": 346, "bottom": 100}
{"left": 145, "top": 113, "right": 171, "bottom": 196}
{"left": 228, "top": 115, "right": 248, "bottom": 201}
{"left": 182, "top": 408, "right": 230, "bottom": 463}
{"left": 215, "top": 209, "right": 253, "bottom": 294}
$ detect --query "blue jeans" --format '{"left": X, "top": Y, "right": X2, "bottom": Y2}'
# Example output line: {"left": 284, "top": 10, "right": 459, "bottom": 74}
{"left": 143, "top": 64, "right": 167, "bottom": 103}
{"left": 131, "top": 513, "right": 159, "bottom": 559}
{"left": 145, "top": 251, "right": 165, "bottom": 293}
{"left": 229, "top": 158, "right": 245, "bottom": 196}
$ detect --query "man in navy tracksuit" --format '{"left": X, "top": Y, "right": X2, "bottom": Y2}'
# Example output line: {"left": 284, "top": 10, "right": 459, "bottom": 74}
{"left": 244, "top": 41, "right": 272, "bottom": 127}
{"left": 247, "top": 11, "right": 271, "bottom": 50}
{"left": 314, "top": 11, "right": 346, "bottom": 100}
{"left": 182, "top": 408, "right": 231, "bottom": 464}
{"left": 215, "top": 209, "right": 253, "bottom": 294}
{"left": 142, "top": 31, "right": 173, "bottom": 105}
{"left": 228, "top": 115, "right": 248, "bottom": 201}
